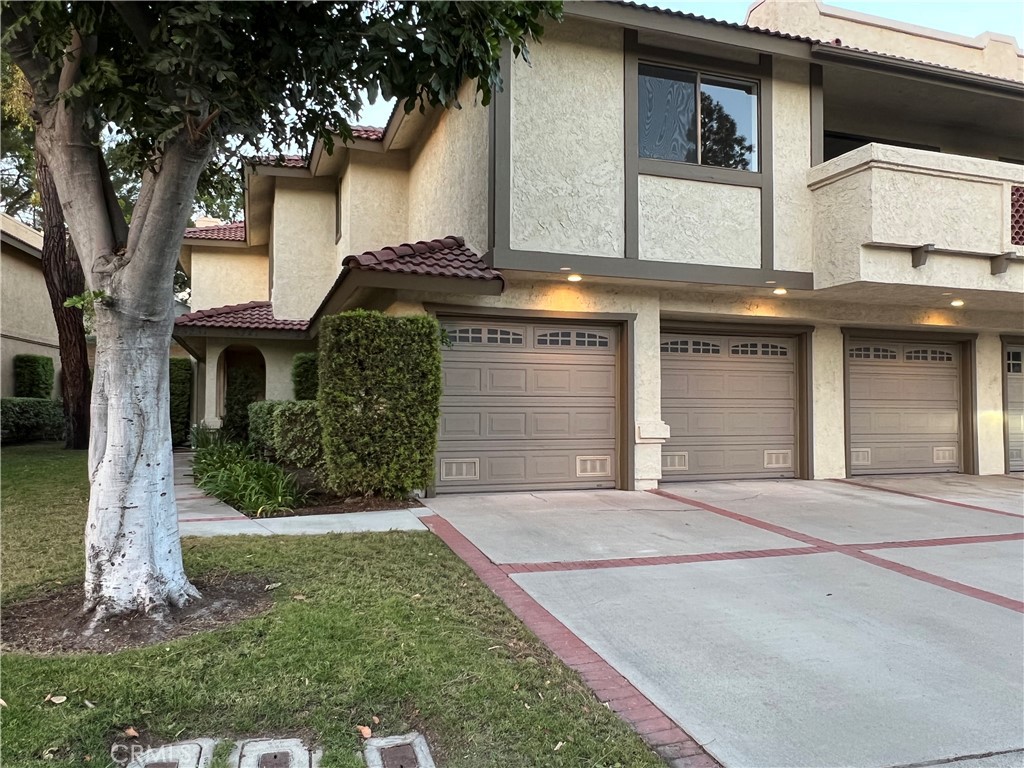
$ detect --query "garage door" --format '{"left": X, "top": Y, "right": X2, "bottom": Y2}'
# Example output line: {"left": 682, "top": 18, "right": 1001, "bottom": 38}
{"left": 660, "top": 333, "right": 797, "bottom": 480}
{"left": 847, "top": 340, "right": 961, "bottom": 475}
{"left": 436, "top": 319, "right": 619, "bottom": 493}
{"left": 1007, "top": 345, "right": 1024, "bottom": 472}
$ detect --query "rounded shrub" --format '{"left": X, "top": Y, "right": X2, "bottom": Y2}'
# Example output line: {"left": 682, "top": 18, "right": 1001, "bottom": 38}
{"left": 291, "top": 352, "right": 318, "bottom": 401}
{"left": 13, "top": 355, "right": 55, "bottom": 399}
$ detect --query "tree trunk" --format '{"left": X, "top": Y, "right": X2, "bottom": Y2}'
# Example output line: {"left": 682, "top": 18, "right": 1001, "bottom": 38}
{"left": 37, "top": 154, "right": 91, "bottom": 450}
{"left": 83, "top": 304, "right": 199, "bottom": 619}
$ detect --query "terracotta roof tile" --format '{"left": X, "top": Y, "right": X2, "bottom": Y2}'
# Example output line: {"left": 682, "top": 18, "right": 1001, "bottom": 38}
{"left": 250, "top": 154, "right": 308, "bottom": 168}
{"left": 351, "top": 125, "right": 384, "bottom": 141}
{"left": 183, "top": 221, "right": 246, "bottom": 241}
{"left": 174, "top": 301, "right": 309, "bottom": 331}
{"left": 342, "top": 236, "right": 503, "bottom": 283}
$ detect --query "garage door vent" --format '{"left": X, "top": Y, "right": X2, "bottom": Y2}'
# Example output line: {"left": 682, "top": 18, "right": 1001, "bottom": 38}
{"left": 763, "top": 449, "right": 792, "bottom": 470}
{"left": 440, "top": 459, "right": 480, "bottom": 481}
{"left": 932, "top": 447, "right": 957, "bottom": 464}
{"left": 850, "top": 448, "right": 872, "bottom": 466}
{"left": 662, "top": 452, "right": 689, "bottom": 471}
{"left": 1011, "top": 448, "right": 1023, "bottom": 462}
{"left": 577, "top": 456, "right": 612, "bottom": 477}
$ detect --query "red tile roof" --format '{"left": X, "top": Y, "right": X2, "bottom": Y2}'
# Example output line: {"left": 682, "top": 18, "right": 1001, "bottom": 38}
{"left": 351, "top": 125, "right": 385, "bottom": 141}
{"left": 343, "top": 236, "right": 502, "bottom": 283}
{"left": 183, "top": 221, "right": 246, "bottom": 241}
{"left": 174, "top": 301, "right": 309, "bottom": 332}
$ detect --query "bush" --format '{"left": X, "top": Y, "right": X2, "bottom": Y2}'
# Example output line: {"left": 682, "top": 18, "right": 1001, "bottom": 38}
{"left": 318, "top": 310, "right": 441, "bottom": 498}
{"left": 169, "top": 358, "right": 192, "bottom": 446}
{"left": 13, "top": 355, "right": 55, "bottom": 399}
{"left": 272, "top": 400, "right": 323, "bottom": 470}
{"left": 193, "top": 442, "right": 302, "bottom": 517}
{"left": 221, "top": 365, "right": 263, "bottom": 442}
{"left": 292, "top": 352, "right": 318, "bottom": 401}
{"left": 1, "top": 398, "right": 64, "bottom": 444}
{"left": 190, "top": 423, "right": 225, "bottom": 450}
{"left": 248, "top": 400, "right": 286, "bottom": 457}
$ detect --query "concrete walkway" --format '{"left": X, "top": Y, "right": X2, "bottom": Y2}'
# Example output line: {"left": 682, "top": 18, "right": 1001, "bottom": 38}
{"left": 173, "top": 451, "right": 425, "bottom": 536}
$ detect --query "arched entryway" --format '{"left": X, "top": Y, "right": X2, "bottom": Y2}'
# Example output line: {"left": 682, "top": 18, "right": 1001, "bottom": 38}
{"left": 216, "top": 345, "right": 267, "bottom": 440}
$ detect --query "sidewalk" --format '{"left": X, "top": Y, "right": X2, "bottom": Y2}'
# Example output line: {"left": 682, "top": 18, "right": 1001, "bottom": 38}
{"left": 173, "top": 451, "right": 426, "bottom": 536}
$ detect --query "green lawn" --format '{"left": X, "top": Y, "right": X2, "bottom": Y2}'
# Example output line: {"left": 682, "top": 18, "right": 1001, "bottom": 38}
{"left": 0, "top": 444, "right": 663, "bottom": 768}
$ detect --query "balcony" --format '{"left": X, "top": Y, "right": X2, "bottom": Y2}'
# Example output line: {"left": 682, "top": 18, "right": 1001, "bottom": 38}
{"left": 808, "top": 144, "right": 1024, "bottom": 294}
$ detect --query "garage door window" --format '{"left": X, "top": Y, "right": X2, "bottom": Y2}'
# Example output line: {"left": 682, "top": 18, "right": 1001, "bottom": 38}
{"left": 905, "top": 349, "right": 954, "bottom": 362}
{"left": 849, "top": 346, "right": 897, "bottom": 360}
{"left": 730, "top": 342, "right": 788, "bottom": 357}
{"left": 445, "top": 326, "right": 525, "bottom": 346}
{"left": 1009, "top": 349, "right": 1023, "bottom": 373}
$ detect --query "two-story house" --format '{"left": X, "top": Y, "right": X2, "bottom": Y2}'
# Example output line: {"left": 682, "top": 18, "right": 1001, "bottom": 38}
{"left": 175, "top": 0, "right": 1024, "bottom": 494}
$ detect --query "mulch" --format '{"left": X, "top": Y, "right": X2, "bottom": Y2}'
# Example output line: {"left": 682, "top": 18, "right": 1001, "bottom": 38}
{"left": 2, "top": 572, "right": 274, "bottom": 655}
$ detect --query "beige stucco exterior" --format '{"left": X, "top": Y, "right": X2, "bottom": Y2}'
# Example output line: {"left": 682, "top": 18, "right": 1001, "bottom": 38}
{"left": 188, "top": 246, "right": 270, "bottom": 312}
{"left": 1, "top": 217, "right": 60, "bottom": 398}
{"left": 509, "top": 18, "right": 625, "bottom": 258}
{"left": 746, "top": 0, "right": 1024, "bottom": 82}
{"left": 639, "top": 176, "right": 761, "bottom": 267}
{"left": 407, "top": 79, "right": 490, "bottom": 254}
{"left": 772, "top": 59, "right": 815, "bottom": 273}
{"left": 338, "top": 152, "right": 409, "bottom": 263}
{"left": 271, "top": 177, "right": 338, "bottom": 320}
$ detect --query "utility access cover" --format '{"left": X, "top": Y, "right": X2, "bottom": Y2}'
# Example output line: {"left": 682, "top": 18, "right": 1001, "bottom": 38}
{"left": 381, "top": 743, "right": 419, "bottom": 768}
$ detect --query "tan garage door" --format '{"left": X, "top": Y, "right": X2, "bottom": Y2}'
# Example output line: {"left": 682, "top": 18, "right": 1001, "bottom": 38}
{"left": 436, "top": 319, "right": 618, "bottom": 493}
{"left": 847, "top": 340, "right": 961, "bottom": 475}
{"left": 1007, "top": 345, "right": 1024, "bottom": 472}
{"left": 661, "top": 334, "right": 797, "bottom": 481}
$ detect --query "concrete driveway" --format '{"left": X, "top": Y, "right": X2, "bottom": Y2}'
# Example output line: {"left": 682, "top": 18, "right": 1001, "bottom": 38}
{"left": 424, "top": 476, "right": 1024, "bottom": 768}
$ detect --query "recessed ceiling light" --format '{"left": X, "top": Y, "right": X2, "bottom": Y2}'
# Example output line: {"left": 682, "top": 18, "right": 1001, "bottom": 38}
{"left": 772, "top": 287, "right": 788, "bottom": 296}
{"left": 950, "top": 298, "right": 965, "bottom": 307}
{"left": 567, "top": 273, "right": 583, "bottom": 283}
{"left": 765, "top": 280, "right": 777, "bottom": 285}
{"left": 941, "top": 292, "right": 953, "bottom": 296}
{"left": 559, "top": 266, "right": 572, "bottom": 272}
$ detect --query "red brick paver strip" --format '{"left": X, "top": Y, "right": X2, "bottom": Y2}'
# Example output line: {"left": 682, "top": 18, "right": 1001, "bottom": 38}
{"left": 652, "top": 489, "right": 1024, "bottom": 614}
{"left": 421, "top": 514, "right": 720, "bottom": 767}
{"left": 833, "top": 478, "right": 1024, "bottom": 519}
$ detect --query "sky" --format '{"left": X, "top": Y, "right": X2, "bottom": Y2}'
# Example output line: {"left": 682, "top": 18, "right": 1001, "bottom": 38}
{"left": 355, "top": 0, "right": 1024, "bottom": 130}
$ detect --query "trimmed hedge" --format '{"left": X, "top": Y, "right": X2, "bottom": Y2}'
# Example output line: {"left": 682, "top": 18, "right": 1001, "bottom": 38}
{"left": 292, "top": 352, "right": 318, "bottom": 401}
{"left": 248, "top": 400, "right": 286, "bottom": 457}
{"left": 221, "top": 365, "right": 263, "bottom": 442}
{"left": 1, "top": 398, "right": 64, "bottom": 444}
{"left": 271, "top": 400, "right": 322, "bottom": 470}
{"left": 13, "top": 355, "right": 54, "bottom": 399}
{"left": 318, "top": 310, "right": 441, "bottom": 498}
{"left": 169, "top": 358, "right": 193, "bottom": 446}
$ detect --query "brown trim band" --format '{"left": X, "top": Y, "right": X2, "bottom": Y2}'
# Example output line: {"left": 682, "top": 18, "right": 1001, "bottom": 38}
{"left": 0, "top": 332, "right": 59, "bottom": 350}
{"left": 493, "top": 247, "right": 813, "bottom": 289}
{"left": 810, "top": 64, "right": 824, "bottom": 167}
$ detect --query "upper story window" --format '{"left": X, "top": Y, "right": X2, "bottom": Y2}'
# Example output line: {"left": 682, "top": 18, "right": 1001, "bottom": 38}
{"left": 639, "top": 63, "right": 759, "bottom": 172}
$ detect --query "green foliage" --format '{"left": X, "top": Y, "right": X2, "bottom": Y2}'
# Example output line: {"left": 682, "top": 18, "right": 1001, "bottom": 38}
{"left": 291, "top": 352, "right": 318, "bottom": 401}
{"left": 0, "top": 50, "right": 35, "bottom": 220}
{"left": 319, "top": 310, "right": 442, "bottom": 499}
{"left": 221, "top": 366, "right": 263, "bottom": 442}
{"left": 12, "top": 355, "right": 54, "bottom": 399}
{"left": 272, "top": 401, "right": 323, "bottom": 471}
{"left": 0, "top": 398, "right": 64, "bottom": 444}
{"left": 190, "top": 423, "right": 225, "bottom": 450}
{"left": 168, "top": 358, "right": 192, "bottom": 447}
{"left": 193, "top": 441, "right": 302, "bottom": 517}
{"left": 248, "top": 400, "right": 286, "bottom": 457}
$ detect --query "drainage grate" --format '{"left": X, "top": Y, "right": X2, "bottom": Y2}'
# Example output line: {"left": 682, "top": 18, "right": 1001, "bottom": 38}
{"left": 258, "top": 753, "right": 292, "bottom": 768}
{"left": 145, "top": 763, "right": 179, "bottom": 768}
{"left": 381, "top": 744, "right": 419, "bottom": 768}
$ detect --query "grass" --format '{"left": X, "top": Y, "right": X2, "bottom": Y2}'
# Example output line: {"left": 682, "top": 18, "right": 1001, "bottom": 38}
{"left": 0, "top": 444, "right": 663, "bottom": 768}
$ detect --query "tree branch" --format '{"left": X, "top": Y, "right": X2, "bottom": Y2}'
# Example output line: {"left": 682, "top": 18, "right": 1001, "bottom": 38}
{"left": 1, "top": 7, "right": 58, "bottom": 108}
{"left": 98, "top": 151, "right": 129, "bottom": 250}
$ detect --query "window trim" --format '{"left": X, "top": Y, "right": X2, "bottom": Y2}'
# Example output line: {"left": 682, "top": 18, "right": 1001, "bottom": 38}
{"left": 624, "top": 34, "right": 774, "bottom": 268}
{"left": 638, "top": 62, "right": 761, "bottom": 172}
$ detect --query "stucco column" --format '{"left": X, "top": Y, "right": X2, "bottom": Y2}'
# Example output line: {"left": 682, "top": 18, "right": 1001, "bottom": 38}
{"left": 203, "top": 341, "right": 224, "bottom": 428}
{"left": 633, "top": 299, "right": 669, "bottom": 490}
{"left": 811, "top": 324, "right": 847, "bottom": 478}
{"left": 975, "top": 333, "right": 1005, "bottom": 475}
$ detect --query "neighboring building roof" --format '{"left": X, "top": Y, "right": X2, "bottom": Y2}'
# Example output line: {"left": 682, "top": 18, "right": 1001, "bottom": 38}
{"left": 351, "top": 125, "right": 385, "bottom": 141}
{"left": 183, "top": 221, "right": 247, "bottom": 241}
{"left": 342, "top": 236, "right": 503, "bottom": 283}
{"left": 174, "top": 301, "right": 309, "bottom": 331}
{"left": 0, "top": 213, "right": 43, "bottom": 259}
{"left": 609, "top": 1, "right": 819, "bottom": 43}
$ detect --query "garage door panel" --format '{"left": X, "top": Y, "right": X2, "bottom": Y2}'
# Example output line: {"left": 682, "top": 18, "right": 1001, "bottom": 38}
{"left": 848, "top": 340, "right": 961, "bottom": 475}
{"left": 439, "top": 320, "right": 619, "bottom": 492}
{"left": 661, "top": 333, "right": 798, "bottom": 481}
{"left": 1006, "top": 345, "right": 1023, "bottom": 472}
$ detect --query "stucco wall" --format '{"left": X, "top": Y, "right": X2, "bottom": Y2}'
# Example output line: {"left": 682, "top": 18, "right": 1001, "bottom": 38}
{"left": 1, "top": 247, "right": 61, "bottom": 398}
{"left": 975, "top": 332, "right": 1007, "bottom": 475}
{"left": 509, "top": 18, "right": 625, "bottom": 258}
{"left": 638, "top": 176, "right": 761, "bottom": 267}
{"left": 809, "top": 324, "right": 847, "bottom": 478}
{"left": 272, "top": 177, "right": 338, "bottom": 320}
{"left": 809, "top": 145, "right": 1024, "bottom": 290}
{"left": 407, "top": 80, "right": 489, "bottom": 253}
{"left": 747, "top": 0, "right": 1023, "bottom": 81}
{"left": 189, "top": 247, "right": 269, "bottom": 311}
{"left": 772, "top": 59, "right": 814, "bottom": 273}
{"left": 338, "top": 152, "right": 409, "bottom": 262}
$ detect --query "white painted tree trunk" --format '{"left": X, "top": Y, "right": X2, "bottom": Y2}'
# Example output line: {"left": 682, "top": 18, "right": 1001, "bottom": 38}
{"left": 83, "top": 305, "right": 199, "bottom": 619}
